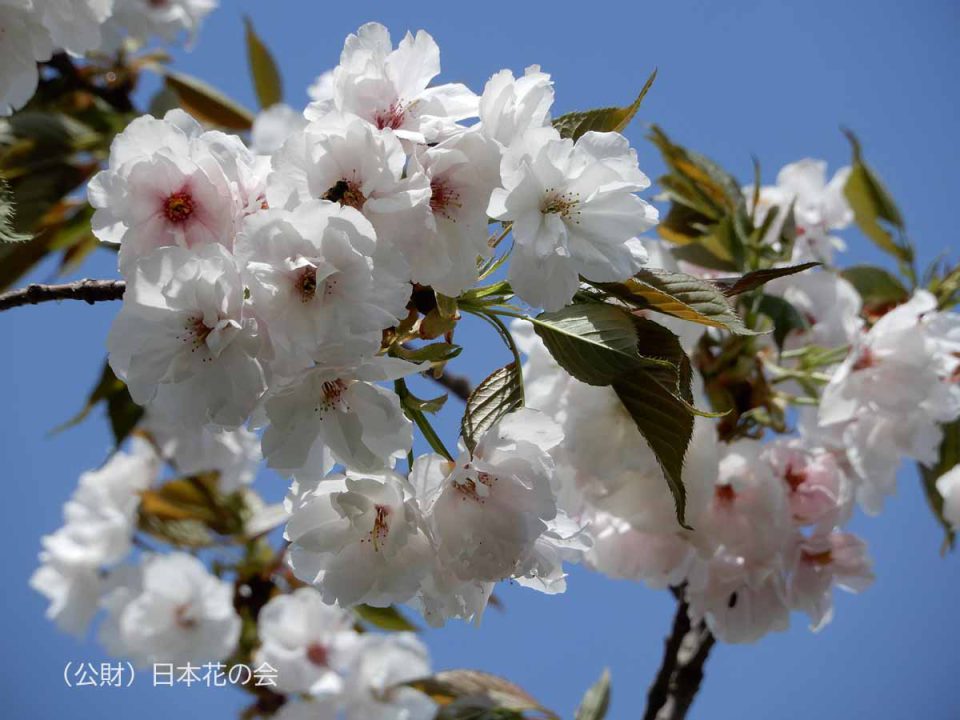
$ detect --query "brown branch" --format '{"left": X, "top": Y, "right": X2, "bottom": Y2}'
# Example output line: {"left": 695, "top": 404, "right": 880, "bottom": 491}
{"left": 0, "top": 278, "right": 479, "bottom": 405}
{"left": 422, "top": 367, "right": 472, "bottom": 402}
{"left": 643, "top": 588, "right": 716, "bottom": 720}
{"left": 0, "top": 279, "right": 125, "bottom": 311}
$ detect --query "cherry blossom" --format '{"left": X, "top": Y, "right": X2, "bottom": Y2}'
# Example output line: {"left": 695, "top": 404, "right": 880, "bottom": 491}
{"left": 260, "top": 357, "right": 419, "bottom": 477}
{"left": 285, "top": 471, "right": 433, "bottom": 607}
{"left": 341, "top": 633, "right": 435, "bottom": 720}
{"left": 306, "top": 22, "right": 477, "bottom": 145}
{"left": 99, "top": 553, "right": 241, "bottom": 667}
{"left": 89, "top": 109, "right": 264, "bottom": 271}
{"left": 237, "top": 201, "right": 409, "bottom": 372}
{"left": 478, "top": 65, "right": 554, "bottom": 149}
{"left": 489, "top": 127, "right": 658, "bottom": 310}
{"left": 0, "top": 2, "right": 53, "bottom": 116}
{"left": 254, "top": 587, "right": 359, "bottom": 696}
{"left": 107, "top": 244, "right": 268, "bottom": 428}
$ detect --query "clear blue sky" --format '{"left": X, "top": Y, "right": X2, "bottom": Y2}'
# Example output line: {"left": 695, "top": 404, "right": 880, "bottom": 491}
{"left": 2, "top": 1, "right": 959, "bottom": 718}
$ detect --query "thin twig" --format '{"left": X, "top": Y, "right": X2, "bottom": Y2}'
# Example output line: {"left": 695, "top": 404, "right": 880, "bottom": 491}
{"left": 0, "top": 279, "right": 125, "bottom": 312}
{"left": 422, "top": 367, "right": 472, "bottom": 402}
{"left": 0, "top": 277, "right": 480, "bottom": 406}
{"left": 643, "top": 588, "right": 716, "bottom": 720}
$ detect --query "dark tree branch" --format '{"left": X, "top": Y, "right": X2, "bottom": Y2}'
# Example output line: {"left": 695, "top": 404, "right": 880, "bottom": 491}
{"left": 422, "top": 367, "right": 472, "bottom": 402}
{"left": 643, "top": 588, "right": 716, "bottom": 720}
{"left": 0, "top": 279, "right": 125, "bottom": 312}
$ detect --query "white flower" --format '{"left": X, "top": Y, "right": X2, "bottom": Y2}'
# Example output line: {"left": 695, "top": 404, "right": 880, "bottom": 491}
{"left": 787, "top": 531, "right": 873, "bottom": 631}
{"left": 685, "top": 552, "right": 790, "bottom": 644}
{"left": 308, "top": 70, "right": 334, "bottom": 104}
{"left": 107, "top": 244, "right": 268, "bottom": 428}
{"left": 748, "top": 159, "right": 852, "bottom": 264}
{"left": 691, "top": 439, "right": 791, "bottom": 569}
{"left": 237, "top": 201, "right": 409, "bottom": 371}
{"left": 59, "top": 438, "right": 159, "bottom": 565}
{"left": 261, "top": 357, "right": 419, "bottom": 477}
{"left": 413, "top": 409, "right": 564, "bottom": 583}
{"left": 767, "top": 270, "right": 863, "bottom": 351}
{"left": 478, "top": 65, "right": 554, "bottom": 148}
{"left": 0, "top": 2, "right": 53, "bottom": 116}
{"left": 89, "top": 109, "right": 264, "bottom": 271}
{"left": 584, "top": 511, "right": 693, "bottom": 589}
{"left": 99, "top": 553, "right": 240, "bottom": 667}
{"left": 30, "top": 558, "right": 102, "bottom": 637}
{"left": 33, "top": 0, "right": 112, "bottom": 55}
{"left": 815, "top": 291, "right": 960, "bottom": 513}
{"left": 253, "top": 587, "right": 358, "bottom": 696}
{"left": 273, "top": 700, "right": 338, "bottom": 720}
{"left": 31, "top": 438, "right": 160, "bottom": 636}
{"left": 342, "top": 633, "right": 435, "bottom": 720}
{"left": 936, "top": 465, "right": 960, "bottom": 530}
{"left": 142, "top": 410, "right": 260, "bottom": 492}
{"left": 108, "top": 0, "right": 216, "bottom": 46}
{"left": 405, "top": 128, "right": 501, "bottom": 294}
{"left": 285, "top": 470, "right": 433, "bottom": 608}
{"left": 762, "top": 438, "right": 852, "bottom": 530}
{"left": 406, "top": 555, "right": 494, "bottom": 628}
{"left": 553, "top": 377, "right": 718, "bottom": 534}
{"left": 251, "top": 104, "right": 307, "bottom": 155}
{"left": 307, "top": 22, "right": 477, "bottom": 145}
{"left": 267, "top": 111, "right": 431, "bottom": 277}
{"left": 489, "top": 128, "right": 657, "bottom": 310}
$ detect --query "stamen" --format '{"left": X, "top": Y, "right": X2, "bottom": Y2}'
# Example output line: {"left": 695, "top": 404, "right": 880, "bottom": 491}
{"left": 801, "top": 549, "right": 833, "bottom": 566}
{"left": 852, "top": 348, "right": 876, "bottom": 372}
{"left": 176, "top": 315, "right": 213, "bottom": 358}
{"left": 296, "top": 266, "right": 317, "bottom": 303}
{"left": 322, "top": 179, "right": 366, "bottom": 211}
{"left": 163, "top": 191, "right": 195, "bottom": 224}
{"left": 784, "top": 464, "right": 807, "bottom": 492}
{"left": 715, "top": 484, "right": 736, "bottom": 504}
{"left": 430, "top": 177, "right": 463, "bottom": 221}
{"left": 540, "top": 188, "right": 581, "bottom": 223}
{"left": 373, "top": 102, "right": 405, "bottom": 130}
{"left": 315, "top": 379, "right": 349, "bottom": 414}
{"left": 174, "top": 603, "right": 197, "bottom": 630}
{"left": 306, "top": 643, "right": 329, "bottom": 666}
{"left": 362, "top": 504, "right": 391, "bottom": 551}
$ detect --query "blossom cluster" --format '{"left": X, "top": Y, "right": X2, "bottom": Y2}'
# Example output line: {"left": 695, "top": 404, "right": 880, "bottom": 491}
{"left": 66, "top": 20, "right": 663, "bottom": 632}
{"left": 516, "top": 160, "right": 960, "bottom": 642}
{"left": 0, "top": 0, "right": 216, "bottom": 115}
{"left": 26, "top": 23, "right": 960, "bottom": 712}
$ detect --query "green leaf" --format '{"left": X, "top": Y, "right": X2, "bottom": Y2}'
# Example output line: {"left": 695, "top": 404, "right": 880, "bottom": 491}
{"left": 407, "top": 670, "right": 557, "bottom": 719}
{"left": 164, "top": 70, "right": 255, "bottom": 130}
{"left": 396, "top": 378, "right": 454, "bottom": 460}
{"left": 840, "top": 264, "right": 909, "bottom": 312}
{"left": 354, "top": 604, "right": 420, "bottom": 632}
{"left": 919, "top": 418, "right": 960, "bottom": 552}
{"left": 461, "top": 362, "right": 524, "bottom": 454}
{"left": 138, "top": 473, "right": 245, "bottom": 547}
{"left": 0, "top": 175, "right": 28, "bottom": 243}
{"left": 553, "top": 69, "right": 657, "bottom": 141}
{"left": 713, "top": 262, "right": 821, "bottom": 297}
{"left": 648, "top": 126, "right": 754, "bottom": 274}
{"left": 54, "top": 361, "right": 143, "bottom": 446}
{"left": 757, "top": 294, "right": 810, "bottom": 351}
{"left": 244, "top": 16, "right": 283, "bottom": 109}
{"left": 575, "top": 669, "right": 611, "bottom": 720}
{"left": 532, "top": 303, "right": 673, "bottom": 386}
{"left": 842, "top": 130, "right": 914, "bottom": 270}
{"left": 599, "top": 269, "right": 757, "bottom": 334}
{"left": 394, "top": 342, "right": 462, "bottom": 364}
{"left": 532, "top": 304, "right": 696, "bottom": 525}
{"left": 400, "top": 383, "right": 448, "bottom": 415}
